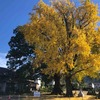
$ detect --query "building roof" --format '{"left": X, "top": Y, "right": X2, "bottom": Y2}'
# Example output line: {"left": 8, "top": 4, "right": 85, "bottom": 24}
{"left": 0, "top": 67, "right": 14, "bottom": 82}
{"left": 0, "top": 67, "right": 11, "bottom": 76}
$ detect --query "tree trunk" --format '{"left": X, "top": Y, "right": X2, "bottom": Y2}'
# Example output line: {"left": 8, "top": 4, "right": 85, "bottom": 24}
{"left": 98, "top": 90, "right": 100, "bottom": 99}
{"left": 65, "top": 76, "right": 73, "bottom": 97}
{"left": 51, "top": 74, "right": 63, "bottom": 95}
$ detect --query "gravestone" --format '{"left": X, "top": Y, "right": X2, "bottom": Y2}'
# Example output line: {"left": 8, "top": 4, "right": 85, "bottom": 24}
{"left": 33, "top": 91, "right": 40, "bottom": 97}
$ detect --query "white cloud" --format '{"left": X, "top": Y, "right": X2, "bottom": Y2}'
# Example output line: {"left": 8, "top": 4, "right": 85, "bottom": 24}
{"left": 0, "top": 52, "right": 7, "bottom": 68}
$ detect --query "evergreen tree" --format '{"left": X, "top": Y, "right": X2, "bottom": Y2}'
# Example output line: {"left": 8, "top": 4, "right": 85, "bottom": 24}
{"left": 6, "top": 26, "right": 35, "bottom": 80}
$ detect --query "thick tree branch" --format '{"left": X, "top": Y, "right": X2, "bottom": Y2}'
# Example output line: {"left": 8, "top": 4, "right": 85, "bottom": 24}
{"left": 41, "top": 32, "right": 51, "bottom": 41}
{"left": 71, "top": 66, "right": 92, "bottom": 77}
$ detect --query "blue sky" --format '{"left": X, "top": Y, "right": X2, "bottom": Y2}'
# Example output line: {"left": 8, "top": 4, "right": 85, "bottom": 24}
{"left": 0, "top": 0, "right": 39, "bottom": 67}
{"left": 0, "top": 0, "right": 100, "bottom": 68}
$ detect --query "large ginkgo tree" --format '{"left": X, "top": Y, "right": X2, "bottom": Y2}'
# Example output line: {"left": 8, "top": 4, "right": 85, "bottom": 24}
{"left": 20, "top": 0, "right": 100, "bottom": 97}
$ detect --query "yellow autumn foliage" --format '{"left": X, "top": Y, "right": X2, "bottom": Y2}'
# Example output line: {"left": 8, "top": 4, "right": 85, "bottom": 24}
{"left": 20, "top": 0, "right": 100, "bottom": 80}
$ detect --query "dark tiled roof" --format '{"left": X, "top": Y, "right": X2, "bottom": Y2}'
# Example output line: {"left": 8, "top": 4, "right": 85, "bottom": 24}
{"left": 0, "top": 67, "right": 11, "bottom": 76}
{"left": 0, "top": 67, "right": 14, "bottom": 82}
